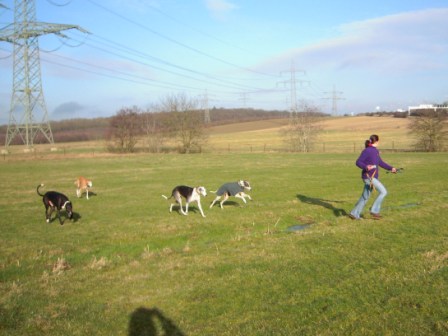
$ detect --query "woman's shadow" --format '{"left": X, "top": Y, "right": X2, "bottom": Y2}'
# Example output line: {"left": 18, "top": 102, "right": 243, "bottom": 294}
{"left": 296, "top": 194, "right": 347, "bottom": 217}
{"left": 128, "top": 307, "right": 185, "bottom": 336}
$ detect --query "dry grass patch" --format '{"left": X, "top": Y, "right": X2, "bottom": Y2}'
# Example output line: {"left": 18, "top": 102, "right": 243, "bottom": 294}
{"left": 423, "top": 250, "right": 448, "bottom": 273}
{"left": 52, "top": 257, "right": 70, "bottom": 275}
{"left": 88, "top": 256, "right": 109, "bottom": 270}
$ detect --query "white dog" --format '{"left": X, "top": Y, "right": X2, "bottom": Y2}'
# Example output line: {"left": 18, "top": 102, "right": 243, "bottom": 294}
{"left": 162, "top": 185, "right": 207, "bottom": 218}
{"left": 210, "top": 180, "right": 252, "bottom": 209}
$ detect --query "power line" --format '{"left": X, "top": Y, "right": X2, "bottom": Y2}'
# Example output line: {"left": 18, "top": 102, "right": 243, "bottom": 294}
{"left": 86, "top": 0, "right": 277, "bottom": 78}
{"left": 68, "top": 31, "right": 265, "bottom": 93}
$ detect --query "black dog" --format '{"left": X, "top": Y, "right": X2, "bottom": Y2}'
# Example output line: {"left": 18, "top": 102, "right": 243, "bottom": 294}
{"left": 36, "top": 184, "right": 73, "bottom": 225}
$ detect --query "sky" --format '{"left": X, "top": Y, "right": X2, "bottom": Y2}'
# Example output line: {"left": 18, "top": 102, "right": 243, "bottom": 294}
{"left": 0, "top": 0, "right": 447, "bottom": 123}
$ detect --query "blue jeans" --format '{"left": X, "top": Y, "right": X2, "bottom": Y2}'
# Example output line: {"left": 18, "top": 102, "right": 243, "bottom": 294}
{"left": 350, "top": 178, "right": 388, "bottom": 219}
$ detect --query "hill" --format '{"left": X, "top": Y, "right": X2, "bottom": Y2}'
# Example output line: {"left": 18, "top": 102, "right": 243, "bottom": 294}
{"left": 0, "top": 114, "right": 415, "bottom": 157}
{"left": 0, "top": 108, "right": 290, "bottom": 145}
{"left": 206, "top": 115, "right": 412, "bottom": 153}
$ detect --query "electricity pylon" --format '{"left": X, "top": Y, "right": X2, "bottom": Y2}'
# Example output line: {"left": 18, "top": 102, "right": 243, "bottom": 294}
{"left": 278, "top": 60, "right": 307, "bottom": 116}
{"left": 324, "top": 85, "right": 345, "bottom": 116}
{"left": 0, "top": 0, "right": 88, "bottom": 147}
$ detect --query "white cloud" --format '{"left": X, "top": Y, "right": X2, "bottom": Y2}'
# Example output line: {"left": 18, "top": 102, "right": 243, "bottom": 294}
{"left": 205, "top": 0, "right": 238, "bottom": 20}
{"left": 259, "top": 8, "right": 448, "bottom": 75}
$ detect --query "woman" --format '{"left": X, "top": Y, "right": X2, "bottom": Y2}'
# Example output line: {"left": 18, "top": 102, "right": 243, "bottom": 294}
{"left": 349, "top": 134, "right": 396, "bottom": 220}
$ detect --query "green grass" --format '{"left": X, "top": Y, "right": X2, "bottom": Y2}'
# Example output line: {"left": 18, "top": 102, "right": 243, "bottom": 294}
{"left": 1, "top": 152, "right": 447, "bottom": 335}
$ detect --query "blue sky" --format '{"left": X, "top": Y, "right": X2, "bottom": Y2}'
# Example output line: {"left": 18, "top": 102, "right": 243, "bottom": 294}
{"left": 1, "top": 0, "right": 447, "bottom": 122}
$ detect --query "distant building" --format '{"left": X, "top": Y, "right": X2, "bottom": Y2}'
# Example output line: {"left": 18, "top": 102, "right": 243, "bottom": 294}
{"left": 408, "top": 104, "right": 448, "bottom": 115}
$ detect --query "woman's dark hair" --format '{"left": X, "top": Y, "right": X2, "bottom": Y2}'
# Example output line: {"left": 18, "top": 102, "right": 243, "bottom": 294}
{"left": 365, "top": 134, "right": 379, "bottom": 148}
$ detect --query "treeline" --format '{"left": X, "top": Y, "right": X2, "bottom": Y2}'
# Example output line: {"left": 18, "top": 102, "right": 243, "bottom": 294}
{"left": 0, "top": 107, "right": 290, "bottom": 145}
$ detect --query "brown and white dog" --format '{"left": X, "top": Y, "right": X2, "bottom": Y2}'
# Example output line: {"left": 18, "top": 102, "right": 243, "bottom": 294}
{"left": 75, "top": 176, "right": 93, "bottom": 199}
{"left": 162, "top": 185, "right": 207, "bottom": 218}
{"left": 37, "top": 184, "right": 73, "bottom": 224}
{"left": 210, "top": 180, "right": 252, "bottom": 209}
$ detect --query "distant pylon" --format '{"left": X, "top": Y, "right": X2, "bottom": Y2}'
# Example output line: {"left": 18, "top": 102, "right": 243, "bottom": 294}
{"left": 324, "top": 85, "right": 345, "bottom": 116}
{"left": 200, "top": 90, "right": 211, "bottom": 124}
{"left": 278, "top": 60, "right": 306, "bottom": 116}
{"left": 0, "top": 0, "right": 88, "bottom": 147}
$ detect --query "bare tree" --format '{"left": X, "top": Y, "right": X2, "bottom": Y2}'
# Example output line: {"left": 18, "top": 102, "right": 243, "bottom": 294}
{"left": 160, "top": 93, "right": 207, "bottom": 153}
{"left": 409, "top": 110, "right": 447, "bottom": 152}
{"left": 107, "top": 107, "right": 141, "bottom": 153}
{"left": 141, "top": 105, "right": 169, "bottom": 153}
{"left": 282, "top": 109, "right": 322, "bottom": 152}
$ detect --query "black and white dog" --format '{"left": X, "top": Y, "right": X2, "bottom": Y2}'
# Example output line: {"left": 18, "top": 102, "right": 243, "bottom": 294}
{"left": 162, "top": 185, "right": 207, "bottom": 218}
{"left": 209, "top": 180, "right": 252, "bottom": 209}
{"left": 36, "top": 184, "right": 73, "bottom": 224}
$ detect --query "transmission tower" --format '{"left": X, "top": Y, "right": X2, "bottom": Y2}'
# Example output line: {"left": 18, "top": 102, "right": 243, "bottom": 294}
{"left": 0, "top": 0, "right": 88, "bottom": 148}
{"left": 324, "top": 85, "right": 345, "bottom": 116}
{"left": 277, "top": 60, "right": 307, "bottom": 116}
{"left": 199, "top": 90, "right": 211, "bottom": 124}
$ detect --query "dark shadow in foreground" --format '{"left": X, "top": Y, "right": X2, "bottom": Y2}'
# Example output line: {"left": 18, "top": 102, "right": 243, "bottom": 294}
{"left": 296, "top": 194, "right": 347, "bottom": 217}
{"left": 128, "top": 307, "right": 185, "bottom": 336}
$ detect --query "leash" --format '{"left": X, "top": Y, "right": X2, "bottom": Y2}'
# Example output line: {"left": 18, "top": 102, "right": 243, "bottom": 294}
{"left": 386, "top": 167, "right": 404, "bottom": 174}
{"left": 368, "top": 169, "right": 377, "bottom": 192}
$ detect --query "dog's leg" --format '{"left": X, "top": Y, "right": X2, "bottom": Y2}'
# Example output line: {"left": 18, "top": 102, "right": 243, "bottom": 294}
{"left": 242, "top": 192, "right": 252, "bottom": 201}
{"left": 86, "top": 188, "right": 89, "bottom": 200}
{"left": 76, "top": 188, "right": 81, "bottom": 198}
{"left": 57, "top": 209, "right": 62, "bottom": 224}
{"left": 236, "top": 193, "right": 247, "bottom": 204}
{"left": 185, "top": 201, "right": 189, "bottom": 215}
{"left": 176, "top": 196, "right": 187, "bottom": 215}
{"left": 220, "top": 194, "right": 229, "bottom": 208}
{"left": 169, "top": 203, "right": 174, "bottom": 213}
{"left": 197, "top": 200, "right": 206, "bottom": 218}
{"left": 210, "top": 196, "right": 220, "bottom": 208}
{"left": 45, "top": 205, "right": 51, "bottom": 223}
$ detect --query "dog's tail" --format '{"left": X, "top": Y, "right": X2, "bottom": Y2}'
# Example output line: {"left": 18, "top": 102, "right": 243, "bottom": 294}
{"left": 209, "top": 190, "right": 217, "bottom": 194}
{"left": 36, "top": 183, "right": 45, "bottom": 196}
{"left": 161, "top": 194, "right": 170, "bottom": 200}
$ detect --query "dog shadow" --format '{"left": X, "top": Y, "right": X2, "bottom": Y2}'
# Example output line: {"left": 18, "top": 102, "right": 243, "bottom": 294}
{"left": 72, "top": 212, "right": 82, "bottom": 222}
{"left": 296, "top": 194, "right": 347, "bottom": 217}
{"left": 128, "top": 306, "right": 185, "bottom": 336}
{"left": 209, "top": 200, "right": 241, "bottom": 208}
{"left": 80, "top": 191, "right": 97, "bottom": 199}
{"left": 47, "top": 212, "right": 81, "bottom": 224}
{"left": 170, "top": 205, "right": 202, "bottom": 215}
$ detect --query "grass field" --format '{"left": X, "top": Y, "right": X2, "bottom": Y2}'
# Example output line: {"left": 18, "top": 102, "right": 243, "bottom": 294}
{"left": 1, "top": 116, "right": 447, "bottom": 335}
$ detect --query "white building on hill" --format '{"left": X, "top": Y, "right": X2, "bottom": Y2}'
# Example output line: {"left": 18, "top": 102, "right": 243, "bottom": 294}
{"left": 408, "top": 104, "right": 448, "bottom": 115}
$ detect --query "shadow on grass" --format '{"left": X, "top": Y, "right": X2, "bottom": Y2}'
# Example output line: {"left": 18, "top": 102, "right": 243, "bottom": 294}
{"left": 128, "top": 307, "right": 185, "bottom": 336}
{"left": 47, "top": 211, "right": 81, "bottom": 224}
{"left": 72, "top": 212, "right": 82, "bottom": 222}
{"left": 209, "top": 200, "right": 243, "bottom": 208}
{"left": 169, "top": 205, "right": 203, "bottom": 216}
{"left": 76, "top": 191, "right": 98, "bottom": 200}
{"left": 296, "top": 194, "right": 348, "bottom": 217}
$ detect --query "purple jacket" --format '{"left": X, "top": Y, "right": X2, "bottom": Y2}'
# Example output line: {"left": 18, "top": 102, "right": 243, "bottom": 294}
{"left": 356, "top": 146, "right": 393, "bottom": 179}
